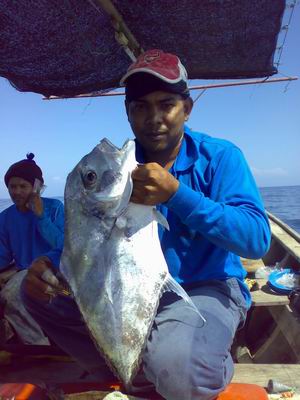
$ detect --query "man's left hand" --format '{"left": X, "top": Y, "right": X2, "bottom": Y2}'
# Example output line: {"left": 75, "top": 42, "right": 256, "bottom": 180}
{"left": 131, "top": 163, "right": 179, "bottom": 205}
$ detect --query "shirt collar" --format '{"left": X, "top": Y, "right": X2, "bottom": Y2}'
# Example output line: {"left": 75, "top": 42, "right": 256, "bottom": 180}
{"left": 135, "top": 125, "right": 198, "bottom": 171}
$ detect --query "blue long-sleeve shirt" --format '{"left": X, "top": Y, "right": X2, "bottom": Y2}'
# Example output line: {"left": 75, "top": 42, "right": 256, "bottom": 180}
{"left": 0, "top": 197, "right": 64, "bottom": 270}
{"left": 136, "top": 126, "right": 271, "bottom": 307}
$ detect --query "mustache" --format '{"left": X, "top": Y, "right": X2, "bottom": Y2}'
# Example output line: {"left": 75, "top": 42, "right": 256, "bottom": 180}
{"left": 12, "top": 195, "right": 26, "bottom": 201}
{"left": 146, "top": 130, "right": 167, "bottom": 136}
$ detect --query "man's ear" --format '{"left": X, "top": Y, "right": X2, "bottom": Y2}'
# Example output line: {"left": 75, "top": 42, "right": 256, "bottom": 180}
{"left": 183, "top": 97, "right": 193, "bottom": 121}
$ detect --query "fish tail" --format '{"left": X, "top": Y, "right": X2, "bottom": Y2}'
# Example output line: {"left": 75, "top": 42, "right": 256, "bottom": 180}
{"left": 164, "top": 275, "right": 206, "bottom": 324}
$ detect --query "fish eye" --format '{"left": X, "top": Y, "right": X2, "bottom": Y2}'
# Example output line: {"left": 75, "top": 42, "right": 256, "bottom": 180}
{"left": 83, "top": 170, "right": 98, "bottom": 187}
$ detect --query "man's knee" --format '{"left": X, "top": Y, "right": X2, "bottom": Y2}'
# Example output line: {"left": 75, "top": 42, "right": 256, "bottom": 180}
{"left": 143, "top": 345, "right": 232, "bottom": 400}
{"left": 155, "top": 365, "right": 228, "bottom": 400}
{"left": 190, "top": 360, "right": 232, "bottom": 400}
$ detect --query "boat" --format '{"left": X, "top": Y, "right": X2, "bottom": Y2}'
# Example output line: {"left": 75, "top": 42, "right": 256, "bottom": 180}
{"left": 0, "top": 0, "right": 299, "bottom": 398}
{"left": 0, "top": 211, "right": 299, "bottom": 399}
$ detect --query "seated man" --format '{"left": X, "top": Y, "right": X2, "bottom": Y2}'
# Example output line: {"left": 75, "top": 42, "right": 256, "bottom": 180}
{"left": 0, "top": 153, "right": 64, "bottom": 344}
{"left": 22, "top": 50, "right": 271, "bottom": 400}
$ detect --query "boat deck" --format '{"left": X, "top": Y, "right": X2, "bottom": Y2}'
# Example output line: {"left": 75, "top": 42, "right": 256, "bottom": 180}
{"left": 233, "top": 364, "right": 300, "bottom": 387}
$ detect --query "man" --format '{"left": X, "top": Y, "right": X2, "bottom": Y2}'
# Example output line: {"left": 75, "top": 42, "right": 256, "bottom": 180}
{"left": 22, "top": 50, "right": 271, "bottom": 400}
{"left": 0, "top": 153, "right": 64, "bottom": 344}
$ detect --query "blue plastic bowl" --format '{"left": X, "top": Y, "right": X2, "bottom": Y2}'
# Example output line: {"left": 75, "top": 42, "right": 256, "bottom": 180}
{"left": 268, "top": 268, "right": 300, "bottom": 295}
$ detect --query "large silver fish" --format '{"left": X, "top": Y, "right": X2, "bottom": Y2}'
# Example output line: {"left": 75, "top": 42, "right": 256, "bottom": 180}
{"left": 60, "top": 138, "right": 204, "bottom": 386}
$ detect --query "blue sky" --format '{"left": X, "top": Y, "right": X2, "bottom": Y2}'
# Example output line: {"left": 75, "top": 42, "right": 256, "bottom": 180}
{"left": 0, "top": 5, "right": 299, "bottom": 198}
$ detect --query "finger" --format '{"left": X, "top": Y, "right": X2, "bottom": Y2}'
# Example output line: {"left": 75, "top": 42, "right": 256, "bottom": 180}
{"left": 131, "top": 168, "right": 147, "bottom": 181}
{"left": 130, "top": 185, "right": 148, "bottom": 203}
{"left": 29, "top": 258, "right": 52, "bottom": 274}
{"left": 132, "top": 164, "right": 158, "bottom": 180}
{"left": 41, "top": 269, "right": 60, "bottom": 287}
{"left": 24, "top": 273, "right": 52, "bottom": 301}
{"left": 26, "top": 272, "right": 49, "bottom": 293}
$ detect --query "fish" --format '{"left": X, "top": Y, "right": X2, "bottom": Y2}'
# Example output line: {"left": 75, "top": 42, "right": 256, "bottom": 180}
{"left": 60, "top": 138, "right": 205, "bottom": 387}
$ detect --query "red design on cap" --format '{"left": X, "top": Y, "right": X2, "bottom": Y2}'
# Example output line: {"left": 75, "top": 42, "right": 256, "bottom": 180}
{"left": 120, "top": 49, "right": 187, "bottom": 85}
{"left": 143, "top": 50, "right": 161, "bottom": 63}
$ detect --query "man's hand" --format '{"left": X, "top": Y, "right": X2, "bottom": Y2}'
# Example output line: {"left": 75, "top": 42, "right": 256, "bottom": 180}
{"left": 27, "top": 192, "right": 43, "bottom": 217}
{"left": 24, "top": 257, "right": 59, "bottom": 302}
{"left": 131, "top": 163, "right": 179, "bottom": 205}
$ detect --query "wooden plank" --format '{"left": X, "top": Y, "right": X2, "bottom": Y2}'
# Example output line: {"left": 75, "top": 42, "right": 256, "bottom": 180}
{"left": 233, "top": 364, "right": 300, "bottom": 387}
{"left": 269, "top": 219, "right": 300, "bottom": 263}
{"left": 251, "top": 279, "right": 289, "bottom": 307}
{"left": 65, "top": 392, "right": 143, "bottom": 399}
{"left": 269, "top": 305, "right": 300, "bottom": 361}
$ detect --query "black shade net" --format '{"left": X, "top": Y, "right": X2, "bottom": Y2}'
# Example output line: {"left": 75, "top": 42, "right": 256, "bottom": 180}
{"left": 0, "top": 0, "right": 286, "bottom": 97}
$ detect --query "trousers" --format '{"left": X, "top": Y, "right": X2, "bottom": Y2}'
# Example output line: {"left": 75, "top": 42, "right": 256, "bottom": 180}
{"left": 21, "top": 277, "right": 247, "bottom": 400}
{"left": 0, "top": 270, "right": 49, "bottom": 345}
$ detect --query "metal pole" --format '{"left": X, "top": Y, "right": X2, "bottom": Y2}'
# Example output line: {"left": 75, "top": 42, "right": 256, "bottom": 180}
{"left": 43, "top": 76, "right": 298, "bottom": 100}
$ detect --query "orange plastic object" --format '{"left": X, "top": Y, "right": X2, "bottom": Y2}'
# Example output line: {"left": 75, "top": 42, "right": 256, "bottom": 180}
{"left": 0, "top": 383, "right": 45, "bottom": 399}
{"left": 216, "top": 383, "right": 268, "bottom": 400}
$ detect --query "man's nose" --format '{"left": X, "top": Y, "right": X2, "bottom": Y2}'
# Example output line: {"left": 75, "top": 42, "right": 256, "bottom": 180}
{"left": 13, "top": 186, "right": 22, "bottom": 195}
{"left": 146, "top": 106, "right": 163, "bottom": 125}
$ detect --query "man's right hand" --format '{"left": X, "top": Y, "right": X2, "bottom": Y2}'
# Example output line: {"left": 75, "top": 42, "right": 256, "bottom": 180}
{"left": 24, "top": 257, "right": 59, "bottom": 302}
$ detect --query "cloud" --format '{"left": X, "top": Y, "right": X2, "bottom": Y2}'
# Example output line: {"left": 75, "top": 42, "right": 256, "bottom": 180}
{"left": 251, "top": 166, "right": 288, "bottom": 177}
{"left": 51, "top": 176, "right": 65, "bottom": 182}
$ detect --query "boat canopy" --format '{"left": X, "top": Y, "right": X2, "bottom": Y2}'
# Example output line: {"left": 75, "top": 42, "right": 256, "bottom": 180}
{"left": 0, "top": 0, "right": 286, "bottom": 97}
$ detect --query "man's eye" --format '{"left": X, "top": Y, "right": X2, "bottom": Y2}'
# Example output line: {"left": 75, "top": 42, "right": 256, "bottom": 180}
{"left": 133, "top": 103, "right": 144, "bottom": 111}
{"left": 162, "top": 103, "right": 174, "bottom": 110}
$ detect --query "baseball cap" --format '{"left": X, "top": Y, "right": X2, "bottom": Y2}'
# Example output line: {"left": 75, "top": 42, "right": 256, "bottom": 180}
{"left": 120, "top": 49, "right": 188, "bottom": 86}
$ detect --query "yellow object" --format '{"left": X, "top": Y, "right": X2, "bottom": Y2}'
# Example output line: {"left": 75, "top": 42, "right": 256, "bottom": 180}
{"left": 245, "top": 278, "right": 259, "bottom": 291}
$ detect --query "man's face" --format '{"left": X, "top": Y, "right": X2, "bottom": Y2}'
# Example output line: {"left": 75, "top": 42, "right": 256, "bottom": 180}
{"left": 8, "top": 177, "right": 33, "bottom": 210}
{"left": 126, "top": 91, "right": 193, "bottom": 154}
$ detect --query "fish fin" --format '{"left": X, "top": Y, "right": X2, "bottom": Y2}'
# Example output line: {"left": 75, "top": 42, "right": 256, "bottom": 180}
{"left": 164, "top": 275, "right": 206, "bottom": 324}
{"left": 153, "top": 209, "right": 169, "bottom": 230}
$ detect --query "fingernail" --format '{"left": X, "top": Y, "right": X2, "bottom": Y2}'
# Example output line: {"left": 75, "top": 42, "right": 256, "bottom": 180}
{"left": 44, "top": 285, "right": 56, "bottom": 295}
{"left": 41, "top": 270, "right": 59, "bottom": 287}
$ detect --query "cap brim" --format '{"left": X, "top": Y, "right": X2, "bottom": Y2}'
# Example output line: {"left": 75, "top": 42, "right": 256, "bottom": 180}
{"left": 120, "top": 68, "right": 184, "bottom": 86}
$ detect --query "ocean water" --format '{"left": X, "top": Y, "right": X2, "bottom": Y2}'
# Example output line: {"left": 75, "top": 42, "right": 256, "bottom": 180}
{"left": 0, "top": 186, "right": 299, "bottom": 233}
{"left": 259, "top": 185, "right": 300, "bottom": 234}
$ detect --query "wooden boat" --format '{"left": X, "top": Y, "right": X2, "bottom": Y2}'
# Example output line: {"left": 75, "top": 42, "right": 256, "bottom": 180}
{"left": 0, "top": 211, "right": 299, "bottom": 399}
{"left": 0, "top": 1, "right": 299, "bottom": 398}
{"left": 233, "top": 211, "right": 300, "bottom": 388}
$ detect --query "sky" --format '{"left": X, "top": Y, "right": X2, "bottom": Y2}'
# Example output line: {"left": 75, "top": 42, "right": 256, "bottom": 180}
{"left": 0, "top": 5, "right": 299, "bottom": 199}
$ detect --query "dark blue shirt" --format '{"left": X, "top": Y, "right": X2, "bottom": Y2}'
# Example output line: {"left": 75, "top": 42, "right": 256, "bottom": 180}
{"left": 0, "top": 197, "right": 64, "bottom": 269}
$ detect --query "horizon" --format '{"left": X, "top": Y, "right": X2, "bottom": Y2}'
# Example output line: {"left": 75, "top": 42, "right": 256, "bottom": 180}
{"left": 1, "top": 184, "right": 300, "bottom": 201}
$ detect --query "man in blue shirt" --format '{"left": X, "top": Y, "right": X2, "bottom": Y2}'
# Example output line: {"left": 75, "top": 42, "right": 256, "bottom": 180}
{"left": 0, "top": 153, "right": 64, "bottom": 344}
{"left": 22, "top": 50, "right": 271, "bottom": 399}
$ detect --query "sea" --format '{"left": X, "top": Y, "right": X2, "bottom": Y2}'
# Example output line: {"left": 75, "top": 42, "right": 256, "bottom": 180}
{"left": 0, "top": 185, "right": 299, "bottom": 234}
